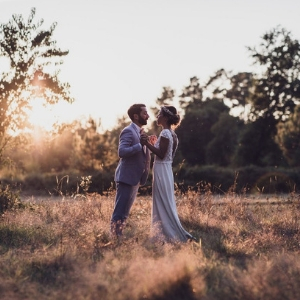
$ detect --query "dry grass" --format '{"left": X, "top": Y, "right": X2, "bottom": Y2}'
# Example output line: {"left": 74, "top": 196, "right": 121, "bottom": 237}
{"left": 0, "top": 190, "right": 300, "bottom": 299}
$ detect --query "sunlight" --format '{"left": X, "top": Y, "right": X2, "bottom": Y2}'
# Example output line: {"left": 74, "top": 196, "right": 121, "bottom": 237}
{"left": 28, "top": 100, "right": 54, "bottom": 131}
{"left": 27, "top": 98, "right": 73, "bottom": 132}
{"left": 26, "top": 96, "right": 117, "bottom": 136}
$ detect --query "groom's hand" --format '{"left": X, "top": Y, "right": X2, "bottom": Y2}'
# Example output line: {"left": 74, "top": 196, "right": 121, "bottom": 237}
{"left": 140, "top": 133, "right": 148, "bottom": 145}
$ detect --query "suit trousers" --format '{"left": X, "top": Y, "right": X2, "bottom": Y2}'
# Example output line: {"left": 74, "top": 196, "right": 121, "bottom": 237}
{"left": 111, "top": 182, "right": 139, "bottom": 235}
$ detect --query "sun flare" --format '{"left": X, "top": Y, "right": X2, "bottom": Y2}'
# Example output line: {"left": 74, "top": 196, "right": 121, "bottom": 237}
{"left": 27, "top": 98, "right": 73, "bottom": 132}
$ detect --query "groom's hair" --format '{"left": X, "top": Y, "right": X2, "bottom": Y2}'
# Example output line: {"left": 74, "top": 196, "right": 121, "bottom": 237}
{"left": 128, "top": 104, "right": 146, "bottom": 121}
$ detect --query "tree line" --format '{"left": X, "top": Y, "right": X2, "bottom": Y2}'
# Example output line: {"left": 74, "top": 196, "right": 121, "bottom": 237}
{"left": 1, "top": 9, "right": 300, "bottom": 195}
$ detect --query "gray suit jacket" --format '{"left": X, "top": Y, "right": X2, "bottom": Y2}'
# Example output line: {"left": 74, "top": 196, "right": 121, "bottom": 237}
{"left": 114, "top": 123, "right": 151, "bottom": 186}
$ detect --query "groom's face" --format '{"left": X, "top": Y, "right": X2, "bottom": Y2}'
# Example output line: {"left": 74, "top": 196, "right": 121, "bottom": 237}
{"left": 137, "top": 107, "right": 149, "bottom": 126}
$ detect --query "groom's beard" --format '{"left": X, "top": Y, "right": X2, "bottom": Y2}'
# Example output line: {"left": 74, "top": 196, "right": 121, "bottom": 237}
{"left": 138, "top": 116, "right": 147, "bottom": 126}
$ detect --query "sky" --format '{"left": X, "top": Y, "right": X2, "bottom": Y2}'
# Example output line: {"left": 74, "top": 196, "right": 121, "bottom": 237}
{"left": 1, "top": 0, "right": 300, "bottom": 131}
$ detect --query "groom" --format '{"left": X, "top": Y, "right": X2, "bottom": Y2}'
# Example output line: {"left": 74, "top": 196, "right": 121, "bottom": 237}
{"left": 110, "top": 103, "right": 151, "bottom": 238}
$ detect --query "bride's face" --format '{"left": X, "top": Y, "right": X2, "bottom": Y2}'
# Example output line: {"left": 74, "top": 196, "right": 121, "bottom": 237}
{"left": 156, "top": 110, "right": 166, "bottom": 126}
{"left": 156, "top": 110, "right": 163, "bottom": 124}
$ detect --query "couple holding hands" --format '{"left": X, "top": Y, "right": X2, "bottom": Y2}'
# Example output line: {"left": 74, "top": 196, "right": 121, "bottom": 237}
{"left": 110, "top": 103, "right": 196, "bottom": 243}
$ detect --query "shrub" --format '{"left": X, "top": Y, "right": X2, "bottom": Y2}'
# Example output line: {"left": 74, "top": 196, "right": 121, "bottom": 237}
{"left": 0, "top": 183, "right": 22, "bottom": 213}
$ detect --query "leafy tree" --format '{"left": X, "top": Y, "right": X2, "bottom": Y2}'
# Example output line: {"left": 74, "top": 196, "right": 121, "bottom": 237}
{"left": 6, "top": 117, "right": 120, "bottom": 176}
{"left": 0, "top": 8, "right": 73, "bottom": 162}
{"left": 276, "top": 105, "right": 300, "bottom": 167}
{"left": 207, "top": 27, "right": 300, "bottom": 167}
{"left": 176, "top": 77, "right": 204, "bottom": 165}
{"left": 177, "top": 76, "right": 235, "bottom": 166}
{"left": 179, "top": 76, "right": 203, "bottom": 112}
{"left": 233, "top": 118, "right": 286, "bottom": 167}
{"left": 230, "top": 26, "right": 300, "bottom": 166}
{"left": 177, "top": 76, "right": 229, "bottom": 166}
{"left": 205, "top": 67, "right": 255, "bottom": 121}
{"left": 76, "top": 118, "right": 103, "bottom": 172}
{"left": 225, "top": 72, "right": 254, "bottom": 116}
{"left": 206, "top": 112, "right": 243, "bottom": 166}
{"left": 3, "top": 125, "right": 75, "bottom": 174}
{"left": 40, "top": 128, "right": 74, "bottom": 172}
{"left": 72, "top": 117, "right": 118, "bottom": 173}
{"left": 247, "top": 26, "right": 300, "bottom": 125}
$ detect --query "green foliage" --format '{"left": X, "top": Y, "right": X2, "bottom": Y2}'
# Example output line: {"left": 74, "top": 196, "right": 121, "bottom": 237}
{"left": 2, "top": 117, "right": 120, "bottom": 176}
{"left": 247, "top": 26, "right": 300, "bottom": 124}
{"left": 0, "top": 183, "right": 22, "bottom": 213}
{"left": 177, "top": 97, "right": 230, "bottom": 165}
{"left": 206, "top": 112, "right": 243, "bottom": 166}
{"left": 179, "top": 76, "right": 203, "bottom": 111}
{"left": 73, "top": 118, "right": 118, "bottom": 172}
{"left": 234, "top": 118, "right": 287, "bottom": 167}
{"left": 3, "top": 165, "right": 297, "bottom": 196}
{"left": 174, "top": 164, "right": 299, "bottom": 194}
{"left": 276, "top": 105, "right": 300, "bottom": 167}
{"left": 20, "top": 171, "right": 115, "bottom": 196}
{"left": 201, "top": 27, "right": 300, "bottom": 168}
{"left": 235, "top": 165, "right": 298, "bottom": 194}
{"left": 224, "top": 72, "right": 254, "bottom": 113}
{"left": 175, "top": 165, "right": 236, "bottom": 194}
{"left": 23, "top": 173, "right": 46, "bottom": 192}
{"left": 89, "top": 171, "right": 114, "bottom": 194}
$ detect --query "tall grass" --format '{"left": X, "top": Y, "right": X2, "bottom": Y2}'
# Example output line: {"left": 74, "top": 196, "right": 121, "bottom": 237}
{"left": 0, "top": 189, "right": 300, "bottom": 299}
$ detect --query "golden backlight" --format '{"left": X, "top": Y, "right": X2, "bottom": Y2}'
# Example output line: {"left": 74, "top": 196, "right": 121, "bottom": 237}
{"left": 27, "top": 98, "right": 72, "bottom": 132}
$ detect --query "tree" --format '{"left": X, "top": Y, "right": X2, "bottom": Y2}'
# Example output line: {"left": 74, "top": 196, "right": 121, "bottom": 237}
{"left": 205, "top": 68, "right": 255, "bottom": 122}
{"left": 177, "top": 76, "right": 234, "bottom": 166}
{"left": 28, "top": 127, "right": 74, "bottom": 173}
{"left": 71, "top": 117, "right": 119, "bottom": 173}
{"left": 225, "top": 72, "right": 253, "bottom": 115}
{"left": 179, "top": 76, "right": 203, "bottom": 113}
{"left": 233, "top": 118, "right": 286, "bottom": 167}
{"left": 177, "top": 76, "right": 229, "bottom": 166}
{"left": 0, "top": 8, "right": 73, "bottom": 162}
{"left": 228, "top": 26, "right": 300, "bottom": 167}
{"left": 206, "top": 112, "right": 243, "bottom": 166}
{"left": 276, "top": 105, "right": 300, "bottom": 167}
{"left": 207, "top": 27, "right": 300, "bottom": 167}
{"left": 247, "top": 26, "right": 300, "bottom": 125}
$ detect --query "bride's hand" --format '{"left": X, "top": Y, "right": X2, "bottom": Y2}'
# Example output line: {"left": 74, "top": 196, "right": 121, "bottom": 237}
{"left": 148, "top": 135, "right": 157, "bottom": 145}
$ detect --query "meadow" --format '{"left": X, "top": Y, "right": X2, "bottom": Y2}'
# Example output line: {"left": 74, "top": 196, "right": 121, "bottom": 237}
{"left": 0, "top": 188, "right": 300, "bottom": 300}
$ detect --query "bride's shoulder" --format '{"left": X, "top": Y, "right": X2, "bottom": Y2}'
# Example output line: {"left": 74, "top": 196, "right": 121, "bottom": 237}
{"left": 160, "top": 129, "right": 171, "bottom": 137}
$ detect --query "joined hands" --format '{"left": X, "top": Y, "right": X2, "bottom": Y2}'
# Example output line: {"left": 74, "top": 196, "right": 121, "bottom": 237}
{"left": 140, "top": 133, "right": 157, "bottom": 146}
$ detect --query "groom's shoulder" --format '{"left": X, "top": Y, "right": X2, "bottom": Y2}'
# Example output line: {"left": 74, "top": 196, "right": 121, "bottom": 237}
{"left": 120, "top": 124, "right": 134, "bottom": 136}
{"left": 123, "top": 124, "right": 133, "bottom": 131}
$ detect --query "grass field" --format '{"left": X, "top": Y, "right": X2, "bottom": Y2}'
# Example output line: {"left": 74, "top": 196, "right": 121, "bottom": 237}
{"left": 0, "top": 189, "right": 300, "bottom": 299}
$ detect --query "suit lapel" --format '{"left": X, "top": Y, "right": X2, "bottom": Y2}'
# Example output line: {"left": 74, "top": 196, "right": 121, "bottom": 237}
{"left": 131, "top": 123, "right": 148, "bottom": 155}
{"left": 131, "top": 123, "right": 140, "bottom": 139}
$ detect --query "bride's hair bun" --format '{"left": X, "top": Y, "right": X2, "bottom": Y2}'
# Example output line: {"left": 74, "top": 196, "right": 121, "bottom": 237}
{"left": 162, "top": 106, "right": 180, "bottom": 126}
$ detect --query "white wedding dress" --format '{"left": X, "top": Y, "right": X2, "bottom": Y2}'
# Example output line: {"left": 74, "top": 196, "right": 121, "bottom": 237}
{"left": 151, "top": 129, "right": 194, "bottom": 243}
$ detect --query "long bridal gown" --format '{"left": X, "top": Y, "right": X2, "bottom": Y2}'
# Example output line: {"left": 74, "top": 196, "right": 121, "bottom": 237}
{"left": 151, "top": 129, "right": 194, "bottom": 243}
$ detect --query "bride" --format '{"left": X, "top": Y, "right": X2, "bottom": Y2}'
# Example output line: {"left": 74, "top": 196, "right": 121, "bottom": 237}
{"left": 141, "top": 106, "right": 196, "bottom": 243}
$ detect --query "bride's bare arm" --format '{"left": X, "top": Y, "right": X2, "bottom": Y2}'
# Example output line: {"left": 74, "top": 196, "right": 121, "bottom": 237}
{"left": 142, "top": 135, "right": 169, "bottom": 159}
